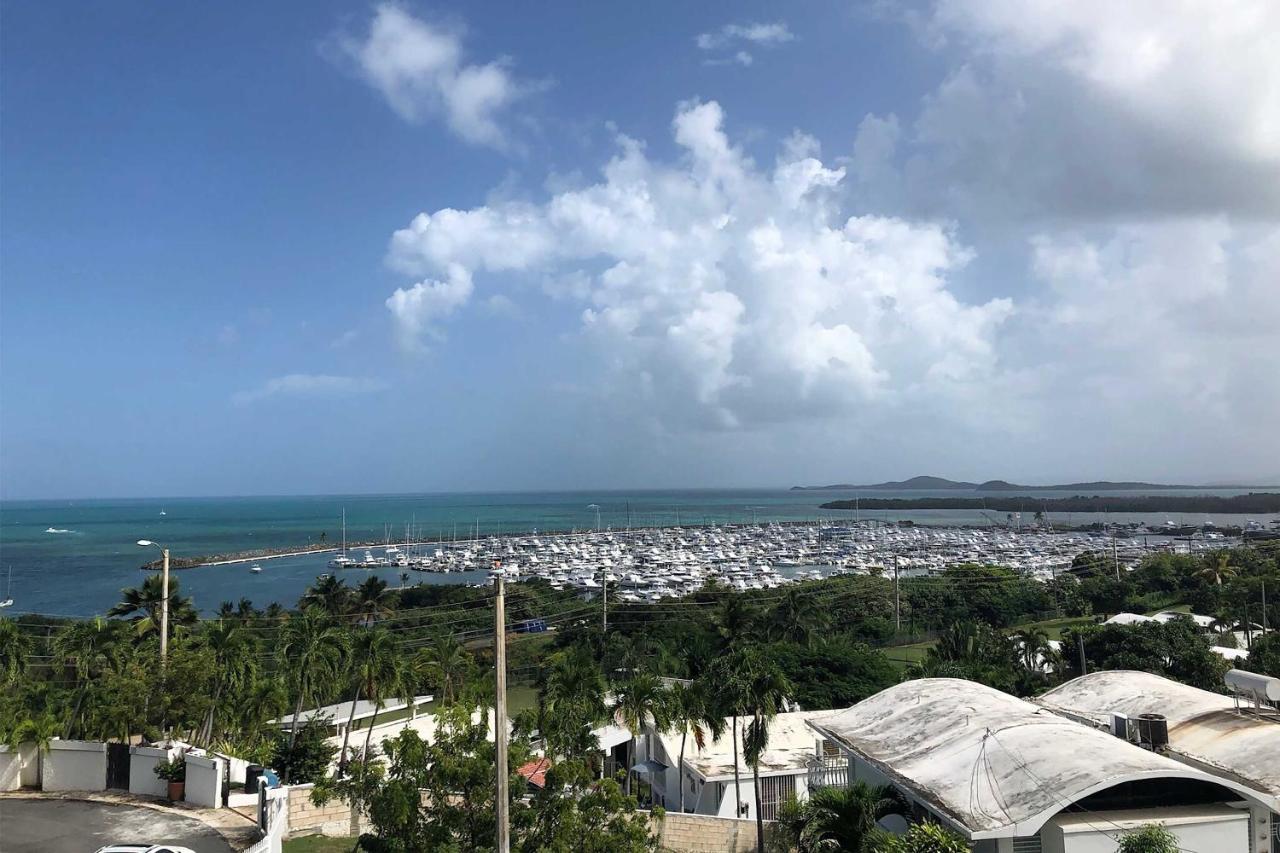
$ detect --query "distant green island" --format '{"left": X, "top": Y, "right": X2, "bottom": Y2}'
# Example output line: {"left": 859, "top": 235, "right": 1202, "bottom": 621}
{"left": 792, "top": 475, "right": 1273, "bottom": 492}
{"left": 818, "top": 493, "right": 1280, "bottom": 514}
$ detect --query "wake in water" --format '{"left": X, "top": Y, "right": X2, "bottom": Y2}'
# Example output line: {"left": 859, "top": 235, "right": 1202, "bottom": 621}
{"left": 45, "top": 527, "right": 76, "bottom": 534}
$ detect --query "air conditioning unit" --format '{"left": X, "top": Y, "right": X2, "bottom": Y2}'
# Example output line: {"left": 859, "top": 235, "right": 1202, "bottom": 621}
{"left": 1135, "top": 713, "right": 1169, "bottom": 750}
{"left": 1110, "top": 712, "right": 1132, "bottom": 741}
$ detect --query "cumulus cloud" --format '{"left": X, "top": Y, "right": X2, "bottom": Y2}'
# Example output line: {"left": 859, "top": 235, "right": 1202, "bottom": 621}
{"left": 860, "top": 0, "right": 1280, "bottom": 221}
{"left": 335, "top": 4, "right": 531, "bottom": 148}
{"left": 232, "top": 374, "right": 389, "bottom": 406}
{"left": 385, "top": 100, "right": 1013, "bottom": 428}
{"left": 697, "top": 21, "right": 794, "bottom": 66}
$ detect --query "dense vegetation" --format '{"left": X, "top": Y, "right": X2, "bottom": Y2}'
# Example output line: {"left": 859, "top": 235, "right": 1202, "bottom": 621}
{"left": 1, "top": 541, "right": 1276, "bottom": 851}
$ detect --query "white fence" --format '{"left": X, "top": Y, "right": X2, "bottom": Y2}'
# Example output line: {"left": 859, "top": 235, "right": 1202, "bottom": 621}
{"left": 246, "top": 785, "right": 289, "bottom": 853}
{"left": 0, "top": 743, "right": 39, "bottom": 790}
{"left": 42, "top": 740, "right": 107, "bottom": 792}
{"left": 128, "top": 746, "right": 174, "bottom": 798}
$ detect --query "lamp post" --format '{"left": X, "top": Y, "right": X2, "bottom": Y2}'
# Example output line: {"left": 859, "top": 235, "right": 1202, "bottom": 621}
{"left": 137, "top": 540, "right": 171, "bottom": 664}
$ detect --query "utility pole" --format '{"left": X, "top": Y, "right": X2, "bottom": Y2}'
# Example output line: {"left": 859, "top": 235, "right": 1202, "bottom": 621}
{"left": 1077, "top": 632, "right": 1087, "bottom": 676}
{"left": 494, "top": 561, "right": 510, "bottom": 853}
{"left": 1262, "top": 581, "right": 1269, "bottom": 635}
{"left": 160, "top": 548, "right": 170, "bottom": 664}
{"left": 601, "top": 566, "right": 608, "bottom": 634}
{"left": 1112, "top": 531, "right": 1120, "bottom": 582}
{"left": 892, "top": 553, "right": 901, "bottom": 635}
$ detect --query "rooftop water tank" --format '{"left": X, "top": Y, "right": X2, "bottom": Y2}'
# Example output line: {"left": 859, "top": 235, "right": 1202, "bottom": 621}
{"left": 1224, "top": 669, "right": 1280, "bottom": 702}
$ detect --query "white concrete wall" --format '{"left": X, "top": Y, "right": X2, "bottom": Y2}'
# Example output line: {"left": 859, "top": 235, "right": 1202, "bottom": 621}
{"left": 218, "top": 752, "right": 250, "bottom": 786}
{"left": 128, "top": 746, "right": 172, "bottom": 798}
{"left": 186, "top": 753, "right": 224, "bottom": 808}
{"left": 0, "top": 744, "right": 34, "bottom": 791}
{"left": 42, "top": 740, "right": 106, "bottom": 792}
{"left": 1046, "top": 809, "right": 1250, "bottom": 853}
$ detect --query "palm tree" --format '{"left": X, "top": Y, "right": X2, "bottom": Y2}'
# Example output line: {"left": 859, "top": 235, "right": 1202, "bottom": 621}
{"left": 707, "top": 654, "right": 749, "bottom": 819}
{"left": 1011, "top": 627, "right": 1053, "bottom": 672}
{"left": 303, "top": 575, "right": 351, "bottom": 616}
{"left": 9, "top": 713, "right": 59, "bottom": 789}
{"left": 769, "top": 587, "right": 830, "bottom": 647}
{"left": 53, "top": 618, "right": 123, "bottom": 737}
{"left": 1198, "top": 551, "right": 1238, "bottom": 587}
{"left": 610, "top": 671, "right": 669, "bottom": 796}
{"left": 277, "top": 607, "right": 349, "bottom": 779}
{"left": 740, "top": 650, "right": 792, "bottom": 853}
{"left": 358, "top": 634, "right": 408, "bottom": 767}
{"left": 784, "top": 782, "right": 904, "bottom": 853}
{"left": 351, "top": 576, "right": 394, "bottom": 626}
{"left": 539, "top": 646, "right": 607, "bottom": 761}
{"left": 714, "top": 597, "right": 756, "bottom": 653}
{"left": 336, "top": 628, "right": 397, "bottom": 769}
{"left": 666, "top": 679, "right": 725, "bottom": 814}
{"left": 415, "top": 632, "right": 474, "bottom": 707}
{"left": 0, "top": 619, "right": 31, "bottom": 687}
{"left": 109, "top": 575, "right": 197, "bottom": 637}
{"left": 196, "top": 620, "right": 258, "bottom": 745}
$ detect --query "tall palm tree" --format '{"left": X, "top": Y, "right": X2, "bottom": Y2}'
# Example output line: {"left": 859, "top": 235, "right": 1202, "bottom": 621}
{"left": 1011, "top": 627, "right": 1053, "bottom": 672}
{"left": 303, "top": 575, "right": 351, "bottom": 616}
{"left": 277, "top": 607, "right": 349, "bottom": 778}
{"left": 769, "top": 586, "right": 830, "bottom": 647}
{"left": 539, "top": 646, "right": 607, "bottom": 761}
{"left": 740, "top": 650, "right": 792, "bottom": 853}
{"left": 351, "top": 576, "right": 394, "bottom": 626}
{"left": 1198, "top": 551, "right": 1238, "bottom": 587}
{"left": 415, "top": 632, "right": 474, "bottom": 707}
{"left": 109, "top": 575, "right": 197, "bottom": 637}
{"left": 0, "top": 619, "right": 31, "bottom": 687}
{"left": 610, "top": 671, "right": 669, "bottom": 796}
{"left": 666, "top": 679, "right": 725, "bottom": 814}
{"left": 358, "top": 634, "right": 408, "bottom": 766}
{"left": 715, "top": 597, "right": 757, "bottom": 653}
{"left": 337, "top": 627, "right": 399, "bottom": 769}
{"left": 196, "top": 620, "right": 258, "bottom": 745}
{"left": 785, "top": 782, "right": 904, "bottom": 853}
{"left": 707, "top": 653, "right": 749, "bottom": 821}
{"left": 53, "top": 618, "right": 123, "bottom": 737}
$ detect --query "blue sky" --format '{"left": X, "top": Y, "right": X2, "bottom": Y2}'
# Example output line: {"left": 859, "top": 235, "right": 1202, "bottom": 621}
{"left": 3, "top": 1, "right": 1278, "bottom": 498}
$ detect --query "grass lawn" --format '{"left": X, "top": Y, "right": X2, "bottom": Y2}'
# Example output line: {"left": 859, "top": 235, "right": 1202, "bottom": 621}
{"left": 282, "top": 836, "right": 357, "bottom": 852}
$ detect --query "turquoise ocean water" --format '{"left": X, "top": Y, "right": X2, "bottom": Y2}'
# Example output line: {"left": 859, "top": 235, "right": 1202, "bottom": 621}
{"left": 1, "top": 489, "right": 1273, "bottom": 617}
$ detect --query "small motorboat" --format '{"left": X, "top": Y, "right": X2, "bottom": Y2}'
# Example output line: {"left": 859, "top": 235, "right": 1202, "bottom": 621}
{"left": 250, "top": 564, "right": 263, "bottom": 574}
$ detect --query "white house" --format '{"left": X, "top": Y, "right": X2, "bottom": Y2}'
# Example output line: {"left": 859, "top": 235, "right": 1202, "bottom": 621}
{"left": 808, "top": 678, "right": 1275, "bottom": 853}
{"left": 638, "top": 710, "right": 838, "bottom": 821}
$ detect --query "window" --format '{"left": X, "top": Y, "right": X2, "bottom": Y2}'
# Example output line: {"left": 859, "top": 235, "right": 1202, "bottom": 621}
{"left": 758, "top": 774, "right": 797, "bottom": 821}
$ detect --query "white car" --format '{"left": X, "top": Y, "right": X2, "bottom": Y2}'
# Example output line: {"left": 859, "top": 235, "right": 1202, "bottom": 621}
{"left": 93, "top": 846, "right": 197, "bottom": 853}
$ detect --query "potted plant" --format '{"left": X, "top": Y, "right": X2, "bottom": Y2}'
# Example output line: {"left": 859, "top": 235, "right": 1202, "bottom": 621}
{"left": 154, "top": 756, "right": 186, "bottom": 801}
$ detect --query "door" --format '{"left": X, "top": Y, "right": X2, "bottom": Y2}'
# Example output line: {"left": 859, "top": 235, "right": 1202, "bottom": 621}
{"left": 106, "top": 743, "right": 131, "bottom": 789}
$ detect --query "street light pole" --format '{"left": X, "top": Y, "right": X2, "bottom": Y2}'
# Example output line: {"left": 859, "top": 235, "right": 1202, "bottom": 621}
{"left": 137, "top": 540, "right": 171, "bottom": 665}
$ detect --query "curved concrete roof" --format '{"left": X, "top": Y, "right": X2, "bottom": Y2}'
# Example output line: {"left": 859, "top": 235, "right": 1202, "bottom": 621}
{"left": 1037, "top": 670, "right": 1280, "bottom": 804}
{"left": 808, "top": 678, "right": 1267, "bottom": 840}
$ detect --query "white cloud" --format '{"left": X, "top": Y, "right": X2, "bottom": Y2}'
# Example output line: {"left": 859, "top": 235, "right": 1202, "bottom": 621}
{"left": 336, "top": 4, "right": 531, "bottom": 148}
{"left": 232, "top": 374, "right": 389, "bottom": 406}
{"left": 385, "top": 263, "right": 474, "bottom": 350}
{"left": 384, "top": 100, "right": 1013, "bottom": 428}
{"left": 697, "top": 21, "right": 794, "bottom": 50}
{"left": 862, "top": 0, "right": 1280, "bottom": 221}
{"left": 697, "top": 21, "right": 793, "bottom": 66}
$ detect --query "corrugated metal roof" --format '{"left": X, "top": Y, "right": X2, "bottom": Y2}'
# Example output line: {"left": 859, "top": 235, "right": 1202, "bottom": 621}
{"left": 808, "top": 678, "right": 1266, "bottom": 840}
{"left": 1037, "top": 670, "right": 1280, "bottom": 802}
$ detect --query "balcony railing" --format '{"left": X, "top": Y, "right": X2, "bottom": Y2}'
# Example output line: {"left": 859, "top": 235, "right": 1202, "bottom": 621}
{"left": 806, "top": 754, "right": 850, "bottom": 790}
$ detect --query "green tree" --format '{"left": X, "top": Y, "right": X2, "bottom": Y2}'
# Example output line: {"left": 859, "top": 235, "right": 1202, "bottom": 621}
{"left": 338, "top": 628, "right": 399, "bottom": 771}
{"left": 1197, "top": 551, "right": 1238, "bottom": 587}
{"left": 665, "top": 679, "right": 724, "bottom": 815}
{"left": 354, "top": 628, "right": 407, "bottom": 768}
{"left": 53, "top": 618, "right": 125, "bottom": 737}
{"left": 0, "top": 619, "right": 31, "bottom": 687}
{"left": 1116, "top": 823, "right": 1179, "bottom": 853}
{"left": 278, "top": 607, "right": 349, "bottom": 778}
{"left": 108, "top": 574, "right": 197, "bottom": 637}
{"left": 415, "top": 631, "right": 475, "bottom": 707}
{"left": 774, "top": 782, "right": 904, "bottom": 853}
{"left": 271, "top": 717, "right": 337, "bottom": 785}
{"left": 876, "top": 821, "right": 969, "bottom": 853}
{"left": 539, "top": 645, "right": 608, "bottom": 761}
{"left": 196, "top": 620, "right": 258, "bottom": 745}
{"left": 517, "top": 758, "right": 659, "bottom": 853}
{"left": 352, "top": 576, "right": 395, "bottom": 625}
{"left": 769, "top": 586, "right": 831, "bottom": 648}
{"left": 1244, "top": 632, "right": 1280, "bottom": 677}
{"left": 740, "top": 649, "right": 792, "bottom": 853}
{"left": 610, "top": 672, "right": 670, "bottom": 796}
{"left": 303, "top": 574, "right": 352, "bottom": 616}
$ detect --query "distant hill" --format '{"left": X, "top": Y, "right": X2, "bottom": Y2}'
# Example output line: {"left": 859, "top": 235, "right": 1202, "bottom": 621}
{"left": 791, "top": 476, "right": 977, "bottom": 491}
{"left": 793, "top": 476, "right": 1272, "bottom": 491}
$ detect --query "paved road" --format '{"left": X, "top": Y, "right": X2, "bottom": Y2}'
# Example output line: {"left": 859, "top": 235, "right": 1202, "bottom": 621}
{"left": 0, "top": 799, "right": 234, "bottom": 853}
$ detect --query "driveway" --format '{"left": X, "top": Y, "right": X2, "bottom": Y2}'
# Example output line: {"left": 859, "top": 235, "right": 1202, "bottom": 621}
{"left": 0, "top": 798, "right": 235, "bottom": 853}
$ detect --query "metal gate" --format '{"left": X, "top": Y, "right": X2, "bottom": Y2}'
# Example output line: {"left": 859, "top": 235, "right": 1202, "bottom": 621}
{"left": 106, "top": 743, "right": 131, "bottom": 789}
{"left": 758, "top": 773, "right": 796, "bottom": 821}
